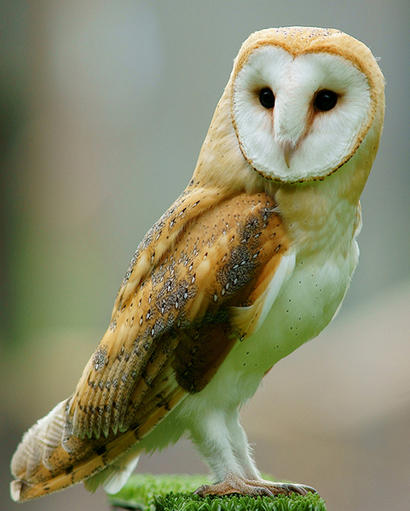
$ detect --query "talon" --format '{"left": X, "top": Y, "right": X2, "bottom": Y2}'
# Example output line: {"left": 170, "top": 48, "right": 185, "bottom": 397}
{"left": 281, "top": 482, "right": 317, "bottom": 496}
{"left": 253, "top": 486, "right": 274, "bottom": 497}
{"left": 304, "top": 485, "right": 318, "bottom": 494}
{"left": 283, "top": 483, "right": 302, "bottom": 495}
{"left": 295, "top": 483, "right": 317, "bottom": 495}
{"left": 291, "top": 484, "right": 307, "bottom": 495}
{"left": 194, "top": 474, "right": 319, "bottom": 499}
{"left": 194, "top": 484, "right": 210, "bottom": 496}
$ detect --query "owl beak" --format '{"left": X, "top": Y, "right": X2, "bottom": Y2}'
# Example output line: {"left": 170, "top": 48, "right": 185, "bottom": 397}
{"left": 281, "top": 141, "right": 295, "bottom": 168}
{"left": 274, "top": 96, "right": 304, "bottom": 168}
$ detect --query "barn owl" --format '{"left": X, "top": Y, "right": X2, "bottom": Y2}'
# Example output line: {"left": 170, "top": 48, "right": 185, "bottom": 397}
{"left": 11, "top": 26, "right": 384, "bottom": 502}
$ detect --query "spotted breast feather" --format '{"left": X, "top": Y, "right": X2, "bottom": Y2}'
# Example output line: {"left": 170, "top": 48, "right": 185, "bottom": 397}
{"left": 10, "top": 187, "right": 289, "bottom": 501}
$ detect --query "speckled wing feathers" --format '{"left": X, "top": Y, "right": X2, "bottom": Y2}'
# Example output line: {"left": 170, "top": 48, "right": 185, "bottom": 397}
{"left": 68, "top": 190, "right": 289, "bottom": 440}
{"left": 113, "top": 186, "right": 225, "bottom": 314}
{"left": 11, "top": 189, "right": 289, "bottom": 501}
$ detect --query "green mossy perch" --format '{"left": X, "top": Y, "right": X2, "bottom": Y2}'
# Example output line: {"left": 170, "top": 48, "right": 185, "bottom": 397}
{"left": 108, "top": 474, "right": 327, "bottom": 511}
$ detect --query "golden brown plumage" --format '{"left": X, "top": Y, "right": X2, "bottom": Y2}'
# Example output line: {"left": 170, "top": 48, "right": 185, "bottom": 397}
{"left": 11, "top": 26, "right": 384, "bottom": 502}
{"left": 11, "top": 189, "right": 289, "bottom": 501}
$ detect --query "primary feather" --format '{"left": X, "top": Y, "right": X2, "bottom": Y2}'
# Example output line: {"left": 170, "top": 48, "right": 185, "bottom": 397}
{"left": 11, "top": 190, "right": 289, "bottom": 501}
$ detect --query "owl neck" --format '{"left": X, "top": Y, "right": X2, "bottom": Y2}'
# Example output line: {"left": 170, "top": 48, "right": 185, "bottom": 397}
{"left": 272, "top": 171, "right": 359, "bottom": 258}
{"left": 272, "top": 121, "right": 381, "bottom": 256}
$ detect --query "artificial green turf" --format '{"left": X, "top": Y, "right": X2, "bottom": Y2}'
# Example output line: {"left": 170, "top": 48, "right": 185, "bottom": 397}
{"left": 108, "top": 474, "right": 327, "bottom": 511}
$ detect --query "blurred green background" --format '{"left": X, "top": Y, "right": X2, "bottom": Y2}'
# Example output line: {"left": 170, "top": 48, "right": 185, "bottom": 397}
{"left": 1, "top": 1, "right": 409, "bottom": 510}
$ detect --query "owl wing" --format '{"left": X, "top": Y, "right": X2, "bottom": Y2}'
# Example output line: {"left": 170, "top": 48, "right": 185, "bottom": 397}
{"left": 68, "top": 188, "right": 290, "bottom": 439}
{"left": 11, "top": 188, "right": 291, "bottom": 501}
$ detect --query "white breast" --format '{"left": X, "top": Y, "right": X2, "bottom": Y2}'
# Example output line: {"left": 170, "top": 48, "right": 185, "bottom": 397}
{"left": 188, "top": 236, "right": 359, "bottom": 413}
{"left": 252, "top": 241, "right": 359, "bottom": 369}
{"left": 140, "top": 240, "right": 359, "bottom": 458}
{"left": 143, "top": 209, "right": 360, "bottom": 445}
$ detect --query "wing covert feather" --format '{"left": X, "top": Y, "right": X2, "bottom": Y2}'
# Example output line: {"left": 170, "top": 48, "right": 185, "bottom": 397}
{"left": 67, "top": 190, "right": 290, "bottom": 441}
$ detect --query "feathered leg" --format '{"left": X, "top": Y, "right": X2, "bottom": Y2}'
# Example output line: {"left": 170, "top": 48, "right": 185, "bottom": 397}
{"left": 192, "top": 407, "right": 317, "bottom": 497}
{"left": 226, "top": 408, "right": 260, "bottom": 479}
{"left": 189, "top": 410, "right": 243, "bottom": 482}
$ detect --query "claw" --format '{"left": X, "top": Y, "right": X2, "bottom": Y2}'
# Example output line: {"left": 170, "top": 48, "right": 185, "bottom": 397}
{"left": 194, "top": 473, "right": 319, "bottom": 499}
{"left": 283, "top": 483, "right": 306, "bottom": 495}
{"left": 283, "top": 483, "right": 318, "bottom": 495}
{"left": 252, "top": 486, "right": 274, "bottom": 497}
{"left": 194, "top": 484, "right": 210, "bottom": 496}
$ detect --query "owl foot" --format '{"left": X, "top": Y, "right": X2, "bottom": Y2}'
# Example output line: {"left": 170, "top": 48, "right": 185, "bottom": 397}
{"left": 194, "top": 473, "right": 317, "bottom": 498}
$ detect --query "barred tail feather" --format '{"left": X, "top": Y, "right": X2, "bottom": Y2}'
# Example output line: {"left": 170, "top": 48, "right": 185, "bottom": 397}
{"left": 10, "top": 422, "right": 141, "bottom": 502}
{"left": 11, "top": 399, "right": 69, "bottom": 483}
{"left": 10, "top": 387, "right": 185, "bottom": 502}
{"left": 9, "top": 397, "right": 134, "bottom": 502}
{"left": 84, "top": 450, "right": 140, "bottom": 494}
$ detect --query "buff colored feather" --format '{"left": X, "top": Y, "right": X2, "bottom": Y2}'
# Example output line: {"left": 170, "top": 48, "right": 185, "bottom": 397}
{"left": 10, "top": 26, "right": 384, "bottom": 503}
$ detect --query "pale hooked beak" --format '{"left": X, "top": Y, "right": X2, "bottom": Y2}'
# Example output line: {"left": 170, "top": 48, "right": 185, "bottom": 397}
{"left": 281, "top": 140, "right": 295, "bottom": 168}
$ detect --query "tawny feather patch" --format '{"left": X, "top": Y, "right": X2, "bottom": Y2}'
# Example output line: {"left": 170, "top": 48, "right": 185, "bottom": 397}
{"left": 11, "top": 26, "right": 384, "bottom": 502}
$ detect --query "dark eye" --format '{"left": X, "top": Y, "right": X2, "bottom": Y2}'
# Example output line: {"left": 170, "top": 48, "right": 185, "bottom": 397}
{"left": 259, "top": 87, "right": 275, "bottom": 109}
{"left": 314, "top": 89, "right": 338, "bottom": 111}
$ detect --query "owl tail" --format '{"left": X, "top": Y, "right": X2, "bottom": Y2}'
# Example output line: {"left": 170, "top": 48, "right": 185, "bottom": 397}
{"left": 10, "top": 398, "right": 141, "bottom": 502}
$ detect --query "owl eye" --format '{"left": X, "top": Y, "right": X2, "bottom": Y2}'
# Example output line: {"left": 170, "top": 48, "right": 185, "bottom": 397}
{"left": 314, "top": 89, "right": 338, "bottom": 111}
{"left": 259, "top": 87, "right": 275, "bottom": 109}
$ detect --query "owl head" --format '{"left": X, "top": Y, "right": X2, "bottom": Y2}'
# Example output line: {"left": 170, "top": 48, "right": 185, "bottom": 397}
{"left": 196, "top": 27, "right": 385, "bottom": 187}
